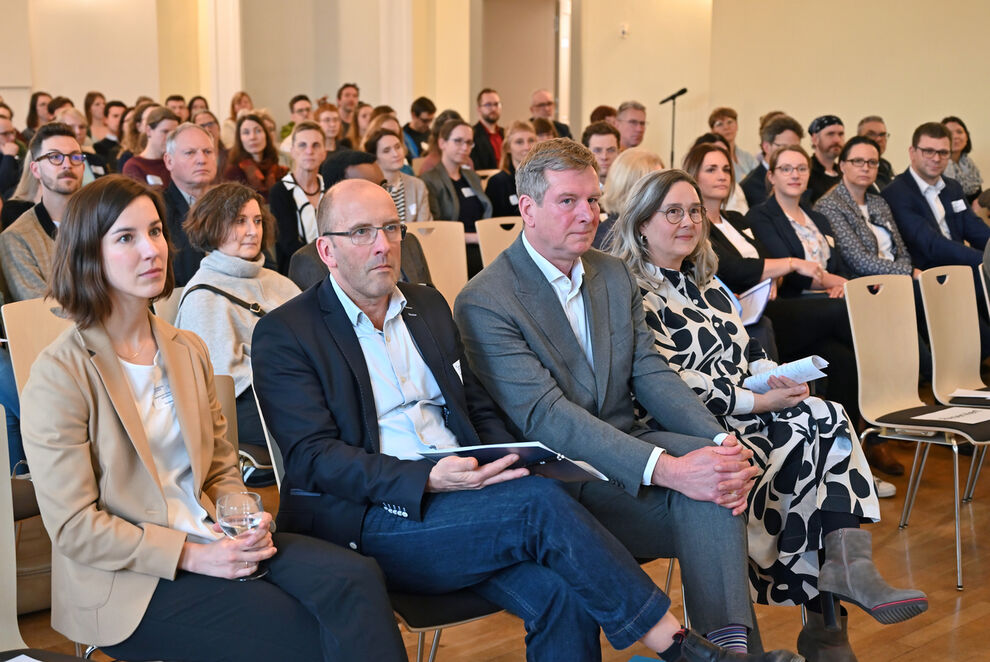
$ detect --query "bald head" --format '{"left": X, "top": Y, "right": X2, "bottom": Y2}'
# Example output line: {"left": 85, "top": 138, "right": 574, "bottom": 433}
{"left": 530, "top": 89, "right": 555, "bottom": 119}
{"left": 318, "top": 178, "right": 396, "bottom": 234}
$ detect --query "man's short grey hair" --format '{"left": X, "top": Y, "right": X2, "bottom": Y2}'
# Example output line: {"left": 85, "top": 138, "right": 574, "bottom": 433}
{"left": 617, "top": 101, "right": 646, "bottom": 116}
{"left": 857, "top": 115, "right": 885, "bottom": 131}
{"left": 515, "top": 138, "right": 598, "bottom": 205}
{"left": 165, "top": 122, "right": 214, "bottom": 156}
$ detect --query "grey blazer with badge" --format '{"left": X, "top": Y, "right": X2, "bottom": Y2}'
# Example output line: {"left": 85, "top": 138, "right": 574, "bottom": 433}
{"left": 453, "top": 236, "right": 726, "bottom": 495}
{"left": 420, "top": 163, "right": 492, "bottom": 221}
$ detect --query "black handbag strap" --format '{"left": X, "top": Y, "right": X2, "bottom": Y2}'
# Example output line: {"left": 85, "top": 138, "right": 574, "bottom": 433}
{"left": 180, "top": 284, "right": 266, "bottom": 317}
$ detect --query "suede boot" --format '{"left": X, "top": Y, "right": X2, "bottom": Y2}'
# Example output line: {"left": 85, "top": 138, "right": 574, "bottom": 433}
{"left": 818, "top": 528, "right": 928, "bottom": 625}
{"left": 796, "top": 610, "right": 857, "bottom": 662}
{"left": 671, "top": 629, "right": 805, "bottom": 661}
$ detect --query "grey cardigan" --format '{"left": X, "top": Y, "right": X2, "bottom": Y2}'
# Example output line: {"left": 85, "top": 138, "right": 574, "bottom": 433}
{"left": 814, "top": 180, "right": 913, "bottom": 276}
{"left": 420, "top": 163, "right": 493, "bottom": 222}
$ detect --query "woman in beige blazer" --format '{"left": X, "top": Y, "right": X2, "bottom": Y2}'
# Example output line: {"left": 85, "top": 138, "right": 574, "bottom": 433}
{"left": 21, "top": 175, "right": 406, "bottom": 661}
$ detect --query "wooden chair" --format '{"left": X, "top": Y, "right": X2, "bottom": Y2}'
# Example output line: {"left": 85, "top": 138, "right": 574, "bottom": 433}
{"left": 405, "top": 221, "right": 468, "bottom": 307}
{"left": 475, "top": 217, "right": 523, "bottom": 267}
{"left": 250, "top": 385, "right": 502, "bottom": 662}
{"left": 845, "top": 274, "right": 990, "bottom": 589}
{"left": 919, "top": 266, "right": 990, "bottom": 501}
{"left": 152, "top": 286, "right": 184, "bottom": 325}
{"left": 1, "top": 409, "right": 88, "bottom": 662}
{"left": 1, "top": 299, "right": 73, "bottom": 396}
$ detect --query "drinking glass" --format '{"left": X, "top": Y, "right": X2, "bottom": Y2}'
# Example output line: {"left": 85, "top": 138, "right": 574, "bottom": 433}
{"left": 216, "top": 491, "right": 269, "bottom": 581}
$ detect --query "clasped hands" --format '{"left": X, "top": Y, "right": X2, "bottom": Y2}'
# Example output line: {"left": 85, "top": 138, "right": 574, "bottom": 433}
{"left": 653, "top": 435, "right": 758, "bottom": 516}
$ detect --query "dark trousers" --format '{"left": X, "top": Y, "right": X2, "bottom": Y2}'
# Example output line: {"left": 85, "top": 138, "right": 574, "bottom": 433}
{"left": 102, "top": 532, "right": 406, "bottom": 662}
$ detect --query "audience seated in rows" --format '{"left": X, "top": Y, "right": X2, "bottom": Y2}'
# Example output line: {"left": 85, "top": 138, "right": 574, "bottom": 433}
{"left": 222, "top": 113, "right": 287, "bottom": 201}
{"left": 402, "top": 96, "right": 435, "bottom": 164}
{"left": 269, "top": 121, "right": 326, "bottom": 273}
{"left": 366, "top": 128, "right": 432, "bottom": 224}
{"left": 485, "top": 120, "right": 537, "bottom": 217}
{"left": 122, "top": 107, "right": 179, "bottom": 188}
{"left": 740, "top": 114, "right": 803, "bottom": 208}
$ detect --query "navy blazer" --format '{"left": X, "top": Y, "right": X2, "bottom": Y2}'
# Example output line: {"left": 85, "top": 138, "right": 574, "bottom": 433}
{"left": 251, "top": 279, "right": 515, "bottom": 551}
{"left": 746, "top": 195, "right": 848, "bottom": 297}
{"left": 710, "top": 210, "right": 771, "bottom": 293}
{"left": 163, "top": 182, "right": 206, "bottom": 286}
{"left": 881, "top": 169, "right": 990, "bottom": 268}
{"left": 470, "top": 121, "right": 502, "bottom": 171}
{"left": 740, "top": 162, "right": 768, "bottom": 208}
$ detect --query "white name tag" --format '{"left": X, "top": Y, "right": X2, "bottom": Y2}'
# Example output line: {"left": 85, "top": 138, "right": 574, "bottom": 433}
{"left": 146, "top": 174, "right": 163, "bottom": 186}
{"left": 91, "top": 165, "right": 105, "bottom": 176}
{"left": 461, "top": 187, "right": 475, "bottom": 198}
{"left": 408, "top": 203, "right": 417, "bottom": 216}
{"left": 509, "top": 194, "right": 519, "bottom": 206}
{"left": 952, "top": 199, "right": 967, "bottom": 213}
{"left": 451, "top": 360, "right": 463, "bottom": 383}
{"left": 153, "top": 383, "right": 174, "bottom": 409}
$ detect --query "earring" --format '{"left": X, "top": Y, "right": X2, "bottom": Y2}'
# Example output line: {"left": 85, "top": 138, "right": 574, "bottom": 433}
{"left": 639, "top": 234, "right": 648, "bottom": 246}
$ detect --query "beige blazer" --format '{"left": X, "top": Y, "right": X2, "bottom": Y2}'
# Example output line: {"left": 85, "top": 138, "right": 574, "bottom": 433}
{"left": 21, "top": 312, "right": 244, "bottom": 647}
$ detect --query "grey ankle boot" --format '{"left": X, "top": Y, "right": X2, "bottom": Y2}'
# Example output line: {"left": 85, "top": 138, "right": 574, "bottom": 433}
{"left": 796, "top": 610, "right": 857, "bottom": 662}
{"left": 818, "top": 528, "right": 928, "bottom": 624}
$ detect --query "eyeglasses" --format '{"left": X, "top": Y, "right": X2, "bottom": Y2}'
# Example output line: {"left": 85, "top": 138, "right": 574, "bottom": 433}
{"left": 915, "top": 147, "right": 951, "bottom": 160}
{"left": 621, "top": 119, "right": 647, "bottom": 128}
{"left": 532, "top": 101, "right": 554, "bottom": 109}
{"left": 34, "top": 151, "right": 86, "bottom": 166}
{"left": 844, "top": 158, "right": 879, "bottom": 169}
{"left": 773, "top": 164, "right": 809, "bottom": 175}
{"left": 864, "top": 131, "right": 889, "bottom": 140}
{"left": 712, "top": 118, "right": 736, "bottom": 128}
{"left": 322, "top": 222, "right": 406, "bottom": 245}
{"left": 0, "top": 130, "right": 16, "bottom": 139}
{"left": 197, "top": 121, "right": 218, "bottom": 130}
{"left": 659, "top": 205, "right": 705, "bottom": 224}
{"left": 448, "top": 137, "right": 474, "bottom": 147}
{"left": 480, "top": 102, "right": 502, "bottom": 109}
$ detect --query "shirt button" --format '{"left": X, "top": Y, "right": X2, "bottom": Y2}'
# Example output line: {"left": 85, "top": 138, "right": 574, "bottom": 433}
{"left": 349, "top": 542, "right": 357, "bottom": 550}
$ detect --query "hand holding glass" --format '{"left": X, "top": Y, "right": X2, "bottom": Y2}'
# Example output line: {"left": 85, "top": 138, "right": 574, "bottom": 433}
{"left": 216, "top": 491, "right": 270, "bottom": 581}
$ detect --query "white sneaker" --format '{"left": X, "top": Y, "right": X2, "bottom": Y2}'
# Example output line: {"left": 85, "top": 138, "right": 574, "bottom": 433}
{"left": 875, "top": 477, "right": 896, "bottom": 498}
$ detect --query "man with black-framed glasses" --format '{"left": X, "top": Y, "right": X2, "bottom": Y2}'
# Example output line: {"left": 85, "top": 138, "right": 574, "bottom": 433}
{"left": 470, "top": 88, "right": 504, "bottom": 170}
{"left": 0, "top": 122, "right": 83, "bottom": 302}
{"left": 883, "top": 121, "right": 990, "bottom": 270}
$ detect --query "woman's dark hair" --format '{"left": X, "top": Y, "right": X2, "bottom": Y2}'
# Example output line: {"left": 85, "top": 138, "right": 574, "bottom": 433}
{"left": 83, "top": 91, "right": 105, "bottom": 126}
{"left": 426, "top": 109, "right": 463, "bottom": 154}
{"left": 188, "top": 95, "right": 209, "bottom": 111}
{"left": 941, "top": 115, "right": 972, "bottom": 155}
{"left": 692, "top": 132, "right": 730, "bottom": 151}
{"left": 839, "top": 135, "right": 880, "bottom": 163}
{"left": 364, "top": 128, "right": 402, "bottom": 158}
{"left": 437, "top": 119, "right": 470, "bottom": 142}
{"left": 229, "top": 113, "right": 278, "bottom": 166}
{"left": 26, "top": 91, "right": 51, "bottom": 130}
{"left": 682, "top": 143, "right": 735, "bottom": 202}
{"left": 49, "top": 175, "right": 174, "bottom": 328}
{"left": 183, "top": 182, "right": 275, "bottom": 254}
{"left": 144, "top": 106, "right": 179, "bottom": 130}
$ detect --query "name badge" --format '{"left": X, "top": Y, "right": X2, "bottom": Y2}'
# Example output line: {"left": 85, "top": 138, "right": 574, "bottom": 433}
{"left": 408, "top": 203, "right": 417, "bottom": 216}
{"left": 146, "top": 174, "right": 164, "bottom": 186}
{"left": 451, "top": 360, "right": 464, "bottom": 383}
{"left": 91, "top": 165, "right": 105, "bottom": 176}
{"left": 461, "top": 187, "right": 475, "bottom": 198}
{"left": 952, "top": 199, "right": 967, "bottom": 213}
{"left": 509, "top": 194, "right": 519, "bottom": 206}
{"left": 153, "top": 383, "right": 174, "bottom": 409}
{"left": 742, "top": 228, "right": 755, "bottom": 239}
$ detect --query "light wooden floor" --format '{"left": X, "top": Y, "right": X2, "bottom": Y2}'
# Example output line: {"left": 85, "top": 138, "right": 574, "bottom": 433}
{"left": 17, "top": 440, "right": 990, "bottom": 661}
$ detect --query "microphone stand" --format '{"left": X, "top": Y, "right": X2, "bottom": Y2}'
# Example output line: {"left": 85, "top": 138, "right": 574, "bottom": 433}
{"left": 659, "top": 88, "right": 687, "bottom": 167}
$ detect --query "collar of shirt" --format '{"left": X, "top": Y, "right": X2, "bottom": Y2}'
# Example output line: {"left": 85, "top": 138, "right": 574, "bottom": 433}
{"left": 908, "top": 166, "right": 945, "bottom": 199}
{"left": 521, "top": 231, "right": 585, "bottom": 298}
{"left": 177, "top": 187, "right": 196, "bottom": 207}
{"left": 329, "top": 272, "right": 405, "bottom": 330}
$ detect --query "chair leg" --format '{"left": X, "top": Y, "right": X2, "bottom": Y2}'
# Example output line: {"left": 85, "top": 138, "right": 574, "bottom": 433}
{"left": 953, "top": 444, "right": 963, "bottom": 591}
{"left": 663, "top": 558, "right": 674, "bottom": 593}
{"left": 900, "top": 442, "right": 930, "bottom": 528}
{"left": 800, "top": 603, "right": 807, "bottom": 626}
{"left": 858, "top": 426, "right": 880, "bottom": 446}
{"left": 963, "top": 445, "right": 987, "bottom": 502}
{"left": 83, "top": 645, "right": 98, "bottom": 659}
{"left": 74, "top": 643, "right": 82, "bottom": 657}
{"left": 416, "top": 631, "right": 425, "bottom": 662}
{"left": 427, "top": 628, "right": 443, "bottom": 662}
{"left": 680, "top": 573, "right": 690, "bottom": 629}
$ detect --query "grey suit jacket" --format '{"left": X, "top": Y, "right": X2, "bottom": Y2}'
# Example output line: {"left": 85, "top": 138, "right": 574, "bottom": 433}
{"left": 420, "top": 163, "right": 493, "bottom": 221}
{"left": 453, "top": 236, "right": 726, "bottom": 495}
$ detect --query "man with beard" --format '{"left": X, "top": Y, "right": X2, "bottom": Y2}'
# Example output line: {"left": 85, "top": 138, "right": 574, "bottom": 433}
{"left": 0, "top": 122, "right": 84, "bottom": 301}
{"left": 92, "top": 100, "right": 127, "bottom": 167}
{"left": 470, "top": 88, "right": 504, "bottom": 170}
{"left": 805, "top": 115, "right": 845, "bottom": 204}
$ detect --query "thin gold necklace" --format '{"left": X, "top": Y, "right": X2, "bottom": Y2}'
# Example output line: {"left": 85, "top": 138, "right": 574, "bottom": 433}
{"left": 117, "top": 336, "right": 148, "bottom": 361}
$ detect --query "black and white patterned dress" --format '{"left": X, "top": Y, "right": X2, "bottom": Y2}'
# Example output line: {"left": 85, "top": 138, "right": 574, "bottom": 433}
{"left": 638, "top": 264, "right": 880, "bottom": 606}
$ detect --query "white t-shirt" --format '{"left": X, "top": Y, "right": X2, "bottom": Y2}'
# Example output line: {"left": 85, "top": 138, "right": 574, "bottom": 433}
{"left": 714, "top": 217, "right": 760, "bottom": 259}
{"left": 859, "top": 203, "right": 894, "bottom": 261}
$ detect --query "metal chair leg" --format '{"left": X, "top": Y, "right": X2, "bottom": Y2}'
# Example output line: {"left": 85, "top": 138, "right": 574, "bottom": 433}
{"left": 427, "top": 629, "right": 443, "bottom": 662}
{"left": 953, "top": 444, "right": 963, "bottom": 590}
{"left": 963, "top": 445, "right": 987, "bottom": 502}
{"left": 858, "top": 426, "right": 880, "bottom": 446}
{"left": 680, "top": 575, "right": 690, "bottom": 629}
{"left": 900, "top": 442, "right": 930, "bottom": 528}
{"left": 415, "top": 631, "right": 425, "bottom": 662}
{"left": 800, "top": 604, "right": 807, "bottom": 626}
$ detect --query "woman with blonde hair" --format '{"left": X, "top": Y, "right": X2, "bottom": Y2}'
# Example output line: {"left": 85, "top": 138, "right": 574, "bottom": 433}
{"left": 594, "top": 149, "right": 665, "bottom": 248}
{"left": 485, "top": 120, "right": 537, "bottom": 217}
{"left": 342, "top": 101, "right": 373, "bottom": 149}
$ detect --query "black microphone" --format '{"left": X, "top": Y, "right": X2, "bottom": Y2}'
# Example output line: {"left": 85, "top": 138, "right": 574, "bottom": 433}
{"left": 658, "top": 88, "right": 687, "bottom": 105}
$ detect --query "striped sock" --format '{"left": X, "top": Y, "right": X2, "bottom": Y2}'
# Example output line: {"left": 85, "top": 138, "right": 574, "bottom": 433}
{"left": 706, "top": 624, "right": 748, "bottom": 653}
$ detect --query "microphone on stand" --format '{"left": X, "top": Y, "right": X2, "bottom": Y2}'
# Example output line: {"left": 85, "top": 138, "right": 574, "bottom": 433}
{"left": 658, "top": 88, "right": 688, "bottom": 166}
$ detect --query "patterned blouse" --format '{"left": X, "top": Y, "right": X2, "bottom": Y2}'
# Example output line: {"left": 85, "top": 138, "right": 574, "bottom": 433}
{"left": 944, "top": 153, "right": 983, "bottom": 197}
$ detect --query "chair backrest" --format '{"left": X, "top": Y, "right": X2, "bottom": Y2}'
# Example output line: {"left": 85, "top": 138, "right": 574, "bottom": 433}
{"left": 0, "top": 406, "right": 29, "bottom": 650}
{"left": 919, "top": 266, "right": 986, "bottom": 404}
{"left": 251, "top": 383, "right": 285, "bottom": 489}
{"left": 475, "top": 216, "right": 523, "bottom": 267}
{"left": 981, "top": 261, "right": 990, "bottom": 320}
{"left": 844, "top": 274, "right": 926, "bottom": 423}
{"left": 153, "top": 285, "right": 184, "bottom": 325}
{"left": 406, "top": 221, "right": 468, "bottom": 307}
{"left": 1, "top": 299, "right": 74, "bottom": 397}
{"left": 214, "top": 375, "right": 238, "bottom": 453}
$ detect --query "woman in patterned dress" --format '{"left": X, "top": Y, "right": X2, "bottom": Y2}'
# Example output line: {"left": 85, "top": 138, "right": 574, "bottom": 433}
{"left": 607, "top": 168, "right": 927, "bottom": 661}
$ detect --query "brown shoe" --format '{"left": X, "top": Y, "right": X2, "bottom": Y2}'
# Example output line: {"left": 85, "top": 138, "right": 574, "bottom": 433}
{"left": 864, "top": 442, "right": 904, "bottom": 476}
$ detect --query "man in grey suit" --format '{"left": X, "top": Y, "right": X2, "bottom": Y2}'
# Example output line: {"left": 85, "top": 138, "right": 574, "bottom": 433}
{"left": 454, "top": 139, "right": 762, "bottom": 652}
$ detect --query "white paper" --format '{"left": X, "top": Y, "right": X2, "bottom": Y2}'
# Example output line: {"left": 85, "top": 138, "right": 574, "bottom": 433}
{"left": 5, "top": 655, "right": 45, "bottom": 662}
{"left": 738, "top": 278, "right": 773, "bottom": 325}
{"left": 743, "top": 355, "right": 828, "bottom": 394}
{"left": 912, "top": 407, "right": 990, "bottom": 424}
{"left": 949, "top": 388, "right": 990, "bottom": 399}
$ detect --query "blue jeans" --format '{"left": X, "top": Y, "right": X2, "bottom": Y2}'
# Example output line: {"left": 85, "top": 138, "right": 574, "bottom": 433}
{"left": 360, "top": 476, "right": 670, "bottom": 662}
{"left": 0, "top": 348, "right": 24, "bottom": 475}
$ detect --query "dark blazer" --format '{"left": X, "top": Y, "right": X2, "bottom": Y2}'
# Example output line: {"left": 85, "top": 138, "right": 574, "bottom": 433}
{"left": 251, "top": 280, "right": 515, "bottom": 550}
{"left": 1, "top": 154, "right": 21, "bottom": 199}
{"left": 746, "top": 195, "right": 848, "bottom": 297}
{"left": 163, "top": 182, "right": 206, "bottom": 286}
{"left": 420, "top": 163, "right": 493, "bottom": 222}
{"left": 470, "top": 121, "right": 503, "bottom": 171}
{"left": 740, "top": 162, "right": 768, "bottom": 208}
{"left": 286, "top": 234, "right": 434, "bottom": 291}
{"left": 529, "top": 118, "right": 573, "bottom": 140}
{"left": 881, "top": 169, "right": 990, "bottom": 268}
{"left": 485, "top": 169, "right": 519, "bottom": 217}
{"left": 709, "top": 210, "right": 771, "bottom": 292}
